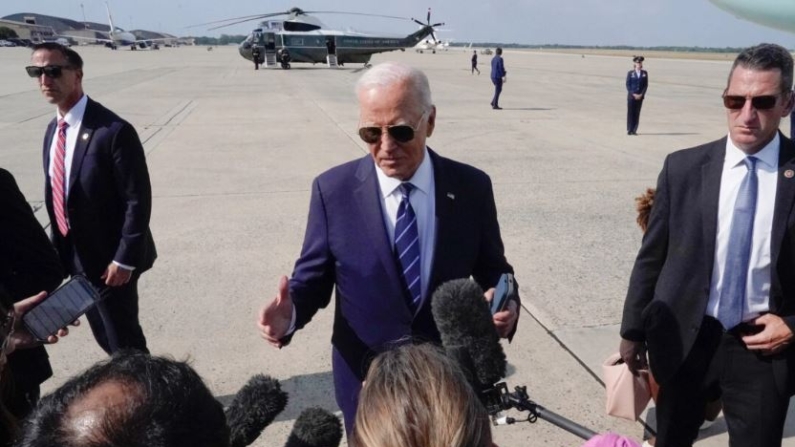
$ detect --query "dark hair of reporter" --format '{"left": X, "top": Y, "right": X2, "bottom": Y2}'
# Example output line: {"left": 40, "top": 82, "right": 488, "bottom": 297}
{"left": 634, "top": 188, "right": 655, "bottom": 233}
{"left": 351, "top": 343, "right": 492, "bottom": 447}
{"left": 16, "top": 351, "right": 230, "bottom": 447}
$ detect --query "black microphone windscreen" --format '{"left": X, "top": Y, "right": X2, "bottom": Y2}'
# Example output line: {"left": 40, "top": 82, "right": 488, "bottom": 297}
{"left": 431, "top": 278, "right": 506, "bottom": 387}
{"left": 226, "top": 374, "right": 289, "bottom": 447}
{"left": 284, "top": 407, "right": 343, "bottom": 447}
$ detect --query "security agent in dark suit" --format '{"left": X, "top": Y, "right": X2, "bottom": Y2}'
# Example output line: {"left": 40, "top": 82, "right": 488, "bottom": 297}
{"left": 620, "top": 43, "right": 795, "bottom": 447}
{"left": 490, "top": 47, "right": 507, "bottom": 109}
{"left": 625, "top": 56, "right": 648, "bottom": 135}
{"left": 29, "top": 43, "right": 156, "bottom": 355}
{"left": 258, "top": 62, "right": 519, "bottom": 433}
{"left": 0, "top": 168, "right": 63, "bottom": 420}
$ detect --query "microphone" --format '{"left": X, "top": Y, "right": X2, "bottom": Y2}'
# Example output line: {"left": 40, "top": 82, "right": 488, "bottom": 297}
{"left": 284, "top": 407, "right": 343, "bottom": 447}
{"left": 225, "top": 374, "right": 289, "bottom": 447}
{"left": 431, "top": 278, "right": 507, "bottom": 392}
{"left": 431, "top": 279, "right": 597, "bottom": 441}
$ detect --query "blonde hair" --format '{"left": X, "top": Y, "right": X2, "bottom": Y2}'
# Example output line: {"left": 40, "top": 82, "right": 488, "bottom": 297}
{"left": 351, "top": 343, "right": 492, "bottom": 447}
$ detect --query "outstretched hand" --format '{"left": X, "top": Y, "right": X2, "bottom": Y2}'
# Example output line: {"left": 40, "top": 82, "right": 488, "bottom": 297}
{"left": 257, "top": 276, "right": 293, "bottom": 348}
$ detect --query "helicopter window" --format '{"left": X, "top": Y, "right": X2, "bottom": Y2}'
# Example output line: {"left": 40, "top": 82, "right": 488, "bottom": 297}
{"left": 289, "top": 38, "right": 304, "bottom": 46}
{"left": 283, "top": 21, "right": 321, "bottom": 32}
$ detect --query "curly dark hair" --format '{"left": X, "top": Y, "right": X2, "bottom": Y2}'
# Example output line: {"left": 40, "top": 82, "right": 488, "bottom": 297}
{"left": 635, "top": 188, "right": 655, "bottom": 233}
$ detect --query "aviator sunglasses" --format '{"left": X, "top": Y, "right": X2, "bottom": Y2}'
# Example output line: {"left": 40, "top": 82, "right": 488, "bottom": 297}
{"left": 358, "top": 111, "right": 428, "bottom": 144}
{"left": 722, "top": 94, "right": 780, "bottom": 110}
{"left": 25, "top": 65, "right": 74, "bottom": 79}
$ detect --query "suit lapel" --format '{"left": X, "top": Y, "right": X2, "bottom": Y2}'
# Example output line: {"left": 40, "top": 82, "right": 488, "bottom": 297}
{"left": 352, "top": 157, "right": 405, "bottom": 297}
{"left": 68, "top": 99, "right": 96, "bottom": 200}
{"left": 701, "top": 139, "right": 725, "bottom": 273}
{"left": 771, "top": 134, "right": 795, "bottom": 269}
{"left": 43, "top": 120, "right": 56, "bottom": 179}
{"left": 428, "top": 149, "right": 454, "bottom": 295}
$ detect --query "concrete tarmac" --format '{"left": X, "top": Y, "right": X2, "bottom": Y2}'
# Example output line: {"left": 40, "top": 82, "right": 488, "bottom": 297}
{"left": 1, "top": 45, "right": 794, "bottom": 446}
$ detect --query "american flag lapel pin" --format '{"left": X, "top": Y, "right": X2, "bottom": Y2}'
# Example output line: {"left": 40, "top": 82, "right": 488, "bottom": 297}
{"left": 446, "top": 192, "right": 455, "bottom": 200}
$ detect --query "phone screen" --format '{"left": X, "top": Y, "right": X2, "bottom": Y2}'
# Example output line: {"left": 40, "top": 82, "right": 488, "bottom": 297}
{"left": 491, "top": 274, "right": 511, "bottom": 315}
{"left": 23, "top": 277, "right": 99, "bottom": 340}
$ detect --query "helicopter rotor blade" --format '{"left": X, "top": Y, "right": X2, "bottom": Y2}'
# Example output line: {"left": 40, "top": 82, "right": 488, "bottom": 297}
{"left": 430, "top": 22, "right": 445, "bottom": 27}
{"left": 186, "top": 12, "right": 285, "bottom": 28}
{"left": 301, "top": 11, "right": 411, "bottom": 21}
{"left": 426, "top": 8, "right": 431, "bottom": 24}
{"left": 206, "top": 13, "right": 288, "bottom": 31}
{"left": 431, "top": 31, "right": 438, "bottom": 44}
{"left": 412, "top": 18, "right": 426, "bottom": 27}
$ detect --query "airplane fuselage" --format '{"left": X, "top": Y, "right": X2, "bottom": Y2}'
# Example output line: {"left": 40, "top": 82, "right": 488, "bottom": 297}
{"left": 709, "top": 0, "right": 795, "bottom": 33}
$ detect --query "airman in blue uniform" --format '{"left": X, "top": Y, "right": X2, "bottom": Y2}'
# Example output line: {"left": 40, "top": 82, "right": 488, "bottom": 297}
{"left": 626, "top": 56, "right": 648, "bottom": 135}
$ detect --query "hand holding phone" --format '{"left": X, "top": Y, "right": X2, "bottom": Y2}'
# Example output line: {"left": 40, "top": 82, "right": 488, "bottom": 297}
{"left": 490, "top": 273, "right": 517, "bottom": 315}
{"left": 22, "top": 276, "right": 99, "bottom": 342}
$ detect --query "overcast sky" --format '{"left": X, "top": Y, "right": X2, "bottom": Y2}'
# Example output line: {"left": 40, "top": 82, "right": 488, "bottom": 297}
{"left": 2, "top": 0, "right": 793, "bottom": 48}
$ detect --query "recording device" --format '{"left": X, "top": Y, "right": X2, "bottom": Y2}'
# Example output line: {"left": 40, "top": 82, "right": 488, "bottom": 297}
{"left": 284, "top": 407, "right": 343, "bottom": 447}
{"left": 226, "top": 374, "right": 289, "bottom": 447}
{"left": 431, "top": 279, "right": 597, "bottom": 441}
{"left": 491, "top": 273, "right": 517, "bottom": 315}
{"left": 22, "top": 276, "right": 99, "bottom": 341}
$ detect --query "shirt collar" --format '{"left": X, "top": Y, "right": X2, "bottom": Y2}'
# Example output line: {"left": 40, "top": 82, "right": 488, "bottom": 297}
{"left": 376, "top": 147, "right": 433, "bottom": 198}
{"left": 725, "top": 132, "right": 780, "bottom": 169}
{"left": 57, "top": 94, "right": 88, "bottom": 128}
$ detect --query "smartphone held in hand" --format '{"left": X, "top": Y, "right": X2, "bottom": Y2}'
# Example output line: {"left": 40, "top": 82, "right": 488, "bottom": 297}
{"left": 491, "top": 273, "right": 517, "bottom": 315}
{"left": 22, "top": 276, "right": 99, "bottom": 341}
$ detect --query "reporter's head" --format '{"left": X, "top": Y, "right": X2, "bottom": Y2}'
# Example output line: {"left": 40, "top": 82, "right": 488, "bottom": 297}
{"left": 351, "top": 343, "right": 493, "bottom": 447}
{"left": 17, "top": 351, "right": 229, "bottom": 447}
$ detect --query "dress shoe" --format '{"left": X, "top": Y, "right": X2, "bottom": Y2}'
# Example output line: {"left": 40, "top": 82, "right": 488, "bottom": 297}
{"left": 493, "top": 106, "right": 502, "bottom": 110}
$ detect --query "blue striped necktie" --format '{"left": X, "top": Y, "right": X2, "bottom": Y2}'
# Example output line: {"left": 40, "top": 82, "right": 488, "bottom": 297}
{"left": 718, "top": 156, "right": 758, "bottom": 330}
{"left": 394, "top": 183, "right": 422, "bottom": 311}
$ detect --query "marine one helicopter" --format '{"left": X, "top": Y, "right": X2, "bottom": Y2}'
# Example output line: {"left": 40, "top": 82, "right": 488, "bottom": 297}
{"left": 195, "top": 7, "right": 445, "bottom": 69}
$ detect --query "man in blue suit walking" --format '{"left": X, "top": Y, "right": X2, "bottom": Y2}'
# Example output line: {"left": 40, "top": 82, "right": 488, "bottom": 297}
{"left": 626, "top": 55, "right": 649, "bottom": 135}
{"left": 257, "top": 62, "right": 520, "bottom": 434}
{"left": 490, "top": 47, "right": 507, "bottom": 109}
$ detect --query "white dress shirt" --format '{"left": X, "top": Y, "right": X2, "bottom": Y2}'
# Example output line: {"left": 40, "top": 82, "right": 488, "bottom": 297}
{"left": 706, "top": 134, "right": 779, "bottom": 321}
{"left": 48, "top": 94, "right": 88, "bottom": 195}
{"left": 375, "top": 146, "right": 437, "bottom": 300}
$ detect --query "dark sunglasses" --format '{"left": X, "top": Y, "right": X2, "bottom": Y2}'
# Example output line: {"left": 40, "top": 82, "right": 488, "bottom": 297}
{"left": 722, "top": 94, "right": 779, "bottom": 110}
{"left": 358, "top": 111, "right": 428, "bottom": 144}
{"left": 25, "top": 65, "right": 74, "bottom": 79}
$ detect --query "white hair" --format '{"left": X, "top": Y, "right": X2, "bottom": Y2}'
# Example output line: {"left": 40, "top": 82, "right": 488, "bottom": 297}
{"left": 355, "top": 62, "right": 433, "bottom": 112}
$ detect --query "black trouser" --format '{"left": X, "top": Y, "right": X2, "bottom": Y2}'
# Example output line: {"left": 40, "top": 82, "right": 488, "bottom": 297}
{"left": 66, "top": 240, "right": 148, "bottom": 354}
{"left": 656, "top": 317, "right": 790, "bottom": 447}
{"left": 627, "top": 96, "right": 643, "bottom": 133}
{"left": 84, "top": 274, "right": 148, "bottom": 354}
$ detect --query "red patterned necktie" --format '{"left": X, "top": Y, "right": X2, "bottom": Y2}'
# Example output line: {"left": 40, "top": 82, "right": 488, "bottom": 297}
{"left": 52, "top": 119, "right": 69, "bottom": 236}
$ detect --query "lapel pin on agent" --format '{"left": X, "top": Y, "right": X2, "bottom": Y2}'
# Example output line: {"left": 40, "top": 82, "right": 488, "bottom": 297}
{"left": 82, "top": 133, "right": 89, "bottom": 140}
{"left": 447, "top": 192, "right": 455, "bottom": 200}
{"left": 785, "top": 169, "right": 794, "bottom": 179}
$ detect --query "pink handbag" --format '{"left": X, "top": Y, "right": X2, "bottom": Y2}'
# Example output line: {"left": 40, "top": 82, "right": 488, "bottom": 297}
{"left": 602, "top": 353, "right": 651, "bottom": 421}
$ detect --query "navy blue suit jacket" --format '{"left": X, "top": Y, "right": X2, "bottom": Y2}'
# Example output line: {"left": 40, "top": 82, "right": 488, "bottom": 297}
{"left": 287, "top": 149, "right": 514, "bottom": 394}
{"left": 491, "top": 55, "right": 506, "bottom": 80}
{"left": 626, "top": 69, "right": 648, "bottom": 99}
{"left": 621, "top": 134, "right": 795, "bottom": 392}
{"left": 42, "top": 97, "right": 156, "bottom": 279}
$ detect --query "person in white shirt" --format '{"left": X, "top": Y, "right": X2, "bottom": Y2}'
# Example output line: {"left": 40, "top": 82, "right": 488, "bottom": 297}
{"left": 620, "top": 43, "right": 795, "bottom": 447}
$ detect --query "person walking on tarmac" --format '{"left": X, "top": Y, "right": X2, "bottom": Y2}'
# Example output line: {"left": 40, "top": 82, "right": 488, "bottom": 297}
{"left": 626, "top": 55, "right": 648, "bottom": 135}
{"left": 471, "top": 50, "right": 480, "bottom": 75}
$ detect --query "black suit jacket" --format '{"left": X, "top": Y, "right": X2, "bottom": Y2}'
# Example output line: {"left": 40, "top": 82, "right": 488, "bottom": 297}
{"left": 0, "top": 168, "right": 63, "bottom": 390}
{"left": 42, "top": 97, "right": 156, "bottom": 279}
{"left": 288, "top": 149, "right": 516, "bottom": 384}
{"left": 621, "top": 134, "right": 795, "bottom": 390}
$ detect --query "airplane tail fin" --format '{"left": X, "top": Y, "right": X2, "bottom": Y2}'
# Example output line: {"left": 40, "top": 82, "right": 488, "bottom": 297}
{"left": 106, "top": 1, "right": 116, "bottom": 32}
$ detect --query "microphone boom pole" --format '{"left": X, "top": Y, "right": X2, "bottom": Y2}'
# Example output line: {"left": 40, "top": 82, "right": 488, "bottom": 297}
{"left": 486, "top": 382, "right": 597, "bottom": 441}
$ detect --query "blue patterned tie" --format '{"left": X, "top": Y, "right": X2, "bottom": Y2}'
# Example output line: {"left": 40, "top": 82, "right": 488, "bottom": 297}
{"left": 394, "top": 183, "right": 422, "bottom": 311}
{"left": 718, "top": 156, "right": 758, "bottom": 330}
